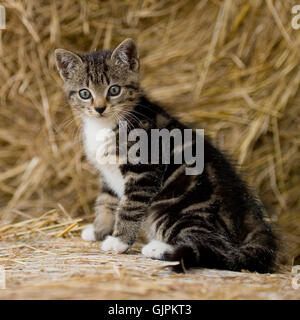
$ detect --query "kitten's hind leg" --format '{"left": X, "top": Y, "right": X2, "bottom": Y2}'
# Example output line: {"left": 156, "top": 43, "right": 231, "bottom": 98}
{"left": 142, "top": 240, "right": 174, "bottom": 260}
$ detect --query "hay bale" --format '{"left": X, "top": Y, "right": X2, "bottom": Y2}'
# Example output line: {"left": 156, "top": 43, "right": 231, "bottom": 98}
{"left": 0, "top": 0, "right": 299, "bottom": 265}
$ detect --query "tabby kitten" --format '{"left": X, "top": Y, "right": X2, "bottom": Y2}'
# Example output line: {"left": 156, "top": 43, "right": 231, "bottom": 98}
{"left": 55, "top": 39, "right": 278, "bottom": 272}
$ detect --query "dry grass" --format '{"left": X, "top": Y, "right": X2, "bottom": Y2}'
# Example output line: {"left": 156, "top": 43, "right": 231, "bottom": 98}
{"left": 0, "top": 0, "right": 300, "bottom": 298}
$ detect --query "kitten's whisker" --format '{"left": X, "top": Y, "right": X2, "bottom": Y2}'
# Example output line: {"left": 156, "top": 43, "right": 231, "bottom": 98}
{"left": 130, "top": 109, "right": 153, "bottom": 120}
{"left": 120, "top": 113, "right": 134, "bottom": 131}
{"left": 58, "top": 115, "right": 81, "bottom": 132}
{"left": 121, "top": 110, "right": 142, "bottom": 128}
{"left": 114, "top": 108, "right": 135, "bottom": 130}
{"left": 117, "top": 107, "right": 145, "bottom": 128}
{"left": 72, "top": 121, "right": 83, "bottom": 144}
{"left": 136, "top": 103, "right": 155, "bottom": 112}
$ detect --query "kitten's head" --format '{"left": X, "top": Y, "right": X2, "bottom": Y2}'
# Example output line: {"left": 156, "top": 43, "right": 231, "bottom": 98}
{"left": 55, "top": 38, "right": 140, "bottom": 122}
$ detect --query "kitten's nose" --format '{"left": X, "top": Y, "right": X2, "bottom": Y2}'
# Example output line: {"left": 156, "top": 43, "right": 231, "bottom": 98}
{"left": 95, "top": 106, "right": 106, "bottom": 114}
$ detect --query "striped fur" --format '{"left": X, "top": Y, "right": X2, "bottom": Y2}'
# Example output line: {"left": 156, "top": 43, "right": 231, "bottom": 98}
{"left": 55, "top": 39, "right": 279, "bottom": 273}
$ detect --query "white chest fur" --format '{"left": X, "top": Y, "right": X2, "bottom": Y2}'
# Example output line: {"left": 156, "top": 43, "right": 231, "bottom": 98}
{"left": 83, "top": 117, "right": 125, "bottom": 198}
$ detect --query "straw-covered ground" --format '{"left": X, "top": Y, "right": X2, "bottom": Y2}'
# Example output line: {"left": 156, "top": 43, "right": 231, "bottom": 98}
{"left": 0, "top": 217, "right": 298, "bottom": 300}
{"left": 0, "top": 238, "right": 298, "bottom": 300}
{"left": 0, "top": 0, "right": 300, "bottom": 299}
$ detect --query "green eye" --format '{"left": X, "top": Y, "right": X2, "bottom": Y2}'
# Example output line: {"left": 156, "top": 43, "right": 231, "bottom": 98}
{"left": 108, "top": 85, "right": 121, "bottom": 97}
{"left": 79, "top": 89, "right": 92, "bottom": 100}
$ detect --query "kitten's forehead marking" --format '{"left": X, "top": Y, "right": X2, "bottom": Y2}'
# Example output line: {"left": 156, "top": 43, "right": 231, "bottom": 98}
{"left": 84, "top": 51, "right": 112, "bottom": 87}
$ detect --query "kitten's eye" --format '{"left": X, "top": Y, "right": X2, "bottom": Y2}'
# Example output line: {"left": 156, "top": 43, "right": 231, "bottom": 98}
{"left": 108, "top": 85, "right": 121, "bottom": 97}
{"left": 79, "top": 89, "right": 92, "bottom": 100}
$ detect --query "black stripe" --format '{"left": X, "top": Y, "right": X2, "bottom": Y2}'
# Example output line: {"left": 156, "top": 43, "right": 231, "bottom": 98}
{"left": 119, "top": 212, "right": 144, "bottom": 221}
{"left": 103, "top": 71, "right": 110, "bottom": 85}
{"left": 86, "top": 62, "right": 90, "bottom": 87}
{"left": 121, "top": 163, "right": 160, "bottom": 174}
{"left": 166, "top": 216, "right": 214, "bottom": 242}
{"left": 129, "top": 192, "right": 153, "bottom": 202}
{"left": 183, "top": 201, "right": 220, "bottom": 215}
{"left": 68, "top": 91, "right": 76, "bottom": 99}
{"left": 122, "top": 206, "right": 145, "bottom": 213}
{"left": 126, "top": 184, "right": 157, "bottom": 196}
{"left": 125, "top": 84, "right": 138, "bottom": 90}
{"left": 101, "top": 186, "right": 118, "bottom": 197}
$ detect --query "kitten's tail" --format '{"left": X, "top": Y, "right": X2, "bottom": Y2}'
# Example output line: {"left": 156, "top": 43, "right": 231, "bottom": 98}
{"left": 164, "top": 228, "right": 278, "bottom": 273}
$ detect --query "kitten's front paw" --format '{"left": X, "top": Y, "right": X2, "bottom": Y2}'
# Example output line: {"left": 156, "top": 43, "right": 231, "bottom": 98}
{"left": 101, "top": 236, "right": 129, "bottom": 253}
{"left": 81, "top": 224, "right": 96, "bottom": 241}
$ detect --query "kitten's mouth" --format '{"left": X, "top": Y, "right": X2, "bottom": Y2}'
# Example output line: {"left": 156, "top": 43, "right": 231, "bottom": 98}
{"left": 92, "top": 112, "right": 105, "bottom": 118}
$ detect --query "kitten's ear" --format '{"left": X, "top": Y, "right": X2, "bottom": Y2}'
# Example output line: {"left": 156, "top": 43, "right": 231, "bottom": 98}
{"left": 111, "top": 38, "right": 139, "bottom": 72}
{"left": 54, "top": 49, "right": 83, "bottom": 81}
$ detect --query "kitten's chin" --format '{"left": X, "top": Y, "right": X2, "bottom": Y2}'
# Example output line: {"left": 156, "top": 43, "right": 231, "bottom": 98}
{"left": 81, "top": 112, "right": 109, "bottom": 120}
{"left": 82, "top": 113, "right": 117, "bottom": 127}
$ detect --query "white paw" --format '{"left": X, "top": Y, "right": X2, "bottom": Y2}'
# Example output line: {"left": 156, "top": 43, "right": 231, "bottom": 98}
{"left": 101, "top": 236, "right": 129, "bottom": 253}
{"left": 142, "top": 240, "right": 174, "bottom": 259}
{"left": 81, "top": 224, "right": 96, "bottom": 241}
